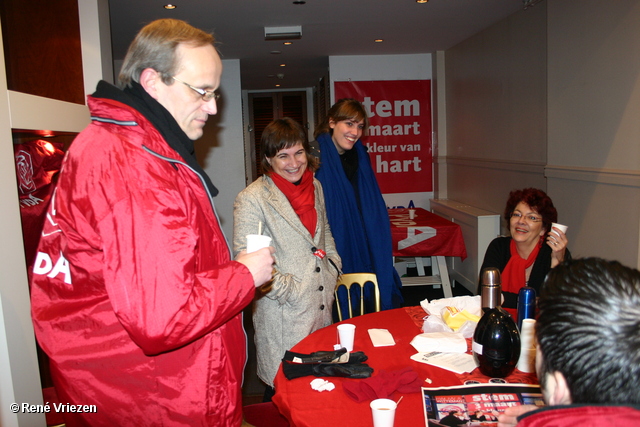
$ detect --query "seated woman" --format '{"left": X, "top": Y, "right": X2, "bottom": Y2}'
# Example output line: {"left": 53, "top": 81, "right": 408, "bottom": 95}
{"left": 480, "top": 188, "right": 570, "bottom": 308}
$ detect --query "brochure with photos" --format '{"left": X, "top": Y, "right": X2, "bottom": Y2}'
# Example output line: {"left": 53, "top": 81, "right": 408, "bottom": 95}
{"left": 422, "top": 383, "right": 544, "bottom": 426}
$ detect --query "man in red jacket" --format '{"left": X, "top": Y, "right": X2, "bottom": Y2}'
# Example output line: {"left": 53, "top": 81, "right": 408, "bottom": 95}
{"left": 498, "top": 258, "right": 640, "bottom": 427}
{"left": 30, "top": 19, "right": 274, "bottom": 426}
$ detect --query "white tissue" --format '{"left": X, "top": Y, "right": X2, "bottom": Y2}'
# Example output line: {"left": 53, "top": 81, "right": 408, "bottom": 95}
{"left": 420, "top": 295, "right": 482, "bottom": 338}
{"left": 368, "top": 328, "right": 396, "bottom": 347}
{"left": 310, "top": 378, "right": 335, "bottom": 392}
{"left": 420, "top": 295, "right": 482, "bottom": 317}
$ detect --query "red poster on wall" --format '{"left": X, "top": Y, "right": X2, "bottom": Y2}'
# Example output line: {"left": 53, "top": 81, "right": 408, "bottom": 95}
{"left": 334, "top": 80, "right": 432, "bottom": 194}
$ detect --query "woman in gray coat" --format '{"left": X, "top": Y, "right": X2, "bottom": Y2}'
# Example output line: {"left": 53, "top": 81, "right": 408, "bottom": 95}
{"left": 233, "top": 118, "right": 341, "bottom": 400}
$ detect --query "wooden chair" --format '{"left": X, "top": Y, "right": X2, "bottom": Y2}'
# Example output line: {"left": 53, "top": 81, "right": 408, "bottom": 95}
{"left": 334, "top": 273, "right": 381, "bottom": 321}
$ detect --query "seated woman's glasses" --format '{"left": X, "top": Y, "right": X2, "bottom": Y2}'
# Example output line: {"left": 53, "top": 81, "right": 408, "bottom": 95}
{"left": 510, "top": 212, "right": 541, "bottom": 223}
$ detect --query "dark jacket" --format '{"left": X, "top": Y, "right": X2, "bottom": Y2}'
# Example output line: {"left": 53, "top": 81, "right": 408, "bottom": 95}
{"left": 479, "top": 236, "right": 571, "bottom": 308}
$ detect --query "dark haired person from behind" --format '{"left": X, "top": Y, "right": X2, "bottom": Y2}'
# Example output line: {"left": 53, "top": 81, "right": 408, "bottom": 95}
{"left": 498, "top": 258, "right": 640, "bottom": 426}
{"left": 480, "top": 188, "right": 570, "bottom": 308}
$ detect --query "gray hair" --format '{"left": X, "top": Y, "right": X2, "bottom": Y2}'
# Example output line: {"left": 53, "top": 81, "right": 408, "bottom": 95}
{"left": 118, "top": 19, "right": 215, "bottom": 89}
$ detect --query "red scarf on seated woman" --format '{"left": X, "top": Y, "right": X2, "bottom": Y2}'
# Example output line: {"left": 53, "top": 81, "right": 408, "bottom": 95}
{"left": 270, "top": 169, "right": 317, "bottom": 237}
{"left": 501, "top": 238, "right": 542, "bottom": 294}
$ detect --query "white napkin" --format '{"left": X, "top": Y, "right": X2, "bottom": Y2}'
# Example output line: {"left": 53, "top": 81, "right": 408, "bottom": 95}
{"left": 420, "top": 295, "right": 482, "bottom": 318}
{"left": 410, "top": 332, "right": 467, "bottom": 353}
{"left": 368, "top": 328, "right": 396, "bottom": 347}
{"left": 310, "top": 378, "right": 335, "bottom": 392}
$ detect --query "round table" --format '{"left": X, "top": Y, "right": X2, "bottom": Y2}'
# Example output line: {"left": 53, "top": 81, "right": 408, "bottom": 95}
{"left": 273, "top": 307, "right": 536, "bottom": 426}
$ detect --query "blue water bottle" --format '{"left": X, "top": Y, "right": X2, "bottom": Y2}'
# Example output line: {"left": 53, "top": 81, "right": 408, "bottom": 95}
{"left": 517, "top": 286, "right": 536, "bottom": 331}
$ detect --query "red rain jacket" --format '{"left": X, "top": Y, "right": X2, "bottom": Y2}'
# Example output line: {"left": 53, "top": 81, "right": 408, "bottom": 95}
{"left": 30, "top": 94, "right": 255, "bottom": 426}
{"left": 518, "top": 405, "right": 640, "bottom": 426}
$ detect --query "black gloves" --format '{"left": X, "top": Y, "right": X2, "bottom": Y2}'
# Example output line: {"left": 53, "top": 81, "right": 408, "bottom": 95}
{"left": 311, "top": 363, "right": 373, "bottom": 378}
{"left": 282, "top": 349, "right": 373, "bottom": 380}
{"left": 283, "top": 348, "right": 368, "bottom": 364}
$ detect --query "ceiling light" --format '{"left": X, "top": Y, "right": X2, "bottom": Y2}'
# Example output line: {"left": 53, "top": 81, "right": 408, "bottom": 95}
{"left": 280, "top": 64, "right": 286, "bottom": 67}
{"left": 265, "top": 26, "right": 302, "bottom": 41}
{"left": 270, "top": 50, "right": 282, "bottom": 54}
{"left": 164, "top": 4, "right": 177, "bottom": 9}
{"left": 416, "top": 0, "right": 428, "bottom": 3}
{"left": 283, "top": 41, "right": 293, "bottom": 46}
{"left": 375, "top": 39, "right": 384, "bottom": 43}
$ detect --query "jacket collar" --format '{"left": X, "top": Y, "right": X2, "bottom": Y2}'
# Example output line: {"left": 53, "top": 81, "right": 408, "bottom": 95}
{"left": 92, "top": 80, "right": 218, "bottom": 197}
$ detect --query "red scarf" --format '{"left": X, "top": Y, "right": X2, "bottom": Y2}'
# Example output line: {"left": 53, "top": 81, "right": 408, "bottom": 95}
{"left": 270, "top": 169, "right": 317, "bottom": 237}
{"left": 501, "top": 238, "right": 542, "bottom": 294}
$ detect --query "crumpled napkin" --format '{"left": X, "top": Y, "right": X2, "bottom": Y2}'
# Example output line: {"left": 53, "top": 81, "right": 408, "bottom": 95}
{"left": 421, "top": 295, "right": 482, "bottom": 318}
{"left": 442, "top": 306, "right": 481, "bottom": 331}
{"left": 342, "top": 367, "right": 422, "bottom": 402}
{"left": 420, "top": 295, "right": 482, "bottom": 338}
{"left": 310, "top": 378, "right": 335, "bottom": 392}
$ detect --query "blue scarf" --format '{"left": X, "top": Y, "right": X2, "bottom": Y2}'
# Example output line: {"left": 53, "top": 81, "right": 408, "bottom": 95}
{"left": 314, "top": 133, "right": 403, "bottom": 311}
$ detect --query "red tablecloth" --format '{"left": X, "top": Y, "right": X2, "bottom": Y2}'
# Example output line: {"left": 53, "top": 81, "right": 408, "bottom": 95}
{"left": 272, "top": 307, "right": 536, "bottom": 427}
{"left": 388, "top": 208, "right": 467, "bottom": 260}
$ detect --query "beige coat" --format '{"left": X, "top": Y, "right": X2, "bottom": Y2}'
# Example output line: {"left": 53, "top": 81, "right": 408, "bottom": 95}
{"left": 233, "top": 175, "right": 341, "bottom": 387}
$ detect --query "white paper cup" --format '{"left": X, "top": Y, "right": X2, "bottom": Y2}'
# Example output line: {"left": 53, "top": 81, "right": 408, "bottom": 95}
{"left": 337, "top": 323, "right": 356, "bottom": 352}
{"left": 517, "top": 319, "right": 537, "bottom": 373}
{"left": 408, "top": 209, "right": 416, "bottom": 220}
{"left": 370, "top": 398, "right": 397, "bottom": 427}
{"left": 246, "top": 234, "right": 272, "bottom": 253}
{"left": 519, "top": 319, "right": 536, "bottom": 351}
{"left": 517, "top": 347, "right": 537, "bottom": 373}
{"left": 551, "top": 222, "right": 568, "bottom": 236}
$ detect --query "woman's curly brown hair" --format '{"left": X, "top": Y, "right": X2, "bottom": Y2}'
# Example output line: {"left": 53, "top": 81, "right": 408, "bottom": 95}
{"left": 504, "top": 188, "right": 558, "bottom": 233}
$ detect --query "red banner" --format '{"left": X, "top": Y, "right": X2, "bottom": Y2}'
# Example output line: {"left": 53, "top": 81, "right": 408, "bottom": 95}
{"left": 334, "top": 80, "right": 432, "bottom": 194}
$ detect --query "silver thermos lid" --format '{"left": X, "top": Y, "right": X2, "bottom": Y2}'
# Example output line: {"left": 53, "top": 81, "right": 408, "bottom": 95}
{"left": 480, "top": 267, "right": 502, "bottom": 309}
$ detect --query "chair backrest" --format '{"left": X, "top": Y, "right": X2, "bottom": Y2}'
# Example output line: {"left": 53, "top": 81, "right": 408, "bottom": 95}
{"left": 334, "top": 273, "right": 381, "bottom": 321}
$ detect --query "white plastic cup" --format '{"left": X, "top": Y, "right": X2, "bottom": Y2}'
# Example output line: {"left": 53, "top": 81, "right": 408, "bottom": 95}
{"left": 517, "top": 319, "right": 537, "bottom": 373}
{"left": 408, "top": 209, "right": 416, "bottom": 220}
{"left": 370, "top": 398, "right": 397, "bottom": 427}
{"left": 337, "top": 323, "right": 356, "bottom": 352}
{"left": 551, "top": 222, "right": 568, "bottom": 236}
{"left": 246, "top": 234, "right": 272, "bottom": 253}
{"left": 519, "top": 319, "right": 536, "bottom": 350}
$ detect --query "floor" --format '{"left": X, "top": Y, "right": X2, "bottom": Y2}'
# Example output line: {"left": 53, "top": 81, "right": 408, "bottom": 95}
{"left": 241, "top": 272, "right": 475, "bottom": 406}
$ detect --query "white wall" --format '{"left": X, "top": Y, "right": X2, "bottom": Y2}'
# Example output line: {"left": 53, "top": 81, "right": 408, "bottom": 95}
{"left": 328, "top": 54, "right": 434, "bottom": 209}
{"left": 196, "top": 59, "right": 245, "bottom": 240}
{"left": 0, "top": 0, "right": 111, "bottom": 423}
{"left": 441, "top": 0, "right": 640, "bottom": 267}
{"left": 546, "top": 0, "right": 640, "bottom": 266}
{"left": 442, "top": 2, "right": 547, "bottom": 226}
